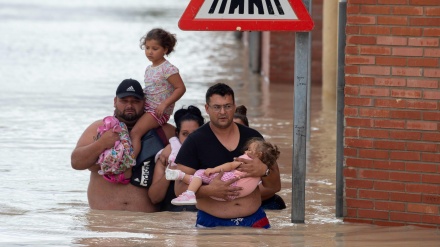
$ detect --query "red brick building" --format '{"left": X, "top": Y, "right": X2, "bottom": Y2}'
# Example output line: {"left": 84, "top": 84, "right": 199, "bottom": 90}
{"left": 259, "top": 0, "right": 323, "bottom": 85}
{"left": 342, "top": 0, "right": 440, "bottom": 228}
{"left": 248, "top": 0, "right": 439, "bottom": 228}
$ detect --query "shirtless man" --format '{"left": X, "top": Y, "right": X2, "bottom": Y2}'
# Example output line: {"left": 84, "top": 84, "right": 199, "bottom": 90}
{"left": 174, "top": 83, "right": 281, "bottom": 228}
{"left": 71, "top": 79, "right": 175, "bottom": 212}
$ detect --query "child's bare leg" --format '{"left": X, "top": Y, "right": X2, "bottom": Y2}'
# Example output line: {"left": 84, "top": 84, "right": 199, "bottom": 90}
{"left": 130, "top": 113, "right": 160, "bottom": 158}
{"left": 181, "top": 174, "right": 192, "bottom": 184}
{"left": 187, "top": 177, "right": 202, "bottom": 194}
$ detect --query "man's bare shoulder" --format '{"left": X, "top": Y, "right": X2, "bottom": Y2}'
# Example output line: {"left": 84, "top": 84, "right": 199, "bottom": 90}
{"left": 75, "top": 119, "right": 103, "bottom": 147}
{"left": 89, "top": 119, "right": 103, "bottom": 128}
{"left": 85, "top": 119, "right": 103, "bottom": 136}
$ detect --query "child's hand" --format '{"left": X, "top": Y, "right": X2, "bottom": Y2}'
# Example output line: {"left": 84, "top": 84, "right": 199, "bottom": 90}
{"left": 155, "top": 103, "right": 167, "bottom": 118}
{"left": 204, "top": 168, "right": 216, "bottom": 176}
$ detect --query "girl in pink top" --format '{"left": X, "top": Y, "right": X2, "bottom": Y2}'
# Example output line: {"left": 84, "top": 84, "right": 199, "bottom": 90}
{"left": 131, "top": 28, "right": 186, "bottom": 159}
{"left": 166, "top": 138, "right": 280, "bottom": 205}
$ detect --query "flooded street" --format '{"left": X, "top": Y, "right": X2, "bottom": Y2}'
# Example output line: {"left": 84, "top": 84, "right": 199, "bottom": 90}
{"left": 0, "top": 0, "right": 439, "bottom": 246}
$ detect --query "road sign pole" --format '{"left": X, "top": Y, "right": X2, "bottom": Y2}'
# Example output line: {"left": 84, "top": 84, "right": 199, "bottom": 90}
{"left": 292, "top": 0, "right": 312, "bottom": 224}
{"left": 336, "top": 0, "right": 347, "bottom": 219}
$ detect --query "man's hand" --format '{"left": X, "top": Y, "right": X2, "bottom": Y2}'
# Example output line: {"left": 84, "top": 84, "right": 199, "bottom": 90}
{"left": 97, "top": 130, "right": 120, "bottom": 149}
{"left": 200, "top": 171, "right": 242, "bottom": 201}
{"left": 235, "top": 157, "right": 267, "bottom": 178}
{"left": 157, "top": 152, "right": 169, "bottom": 168}
{"left": 236, "top": 158, "right": 282, "bottom": 198}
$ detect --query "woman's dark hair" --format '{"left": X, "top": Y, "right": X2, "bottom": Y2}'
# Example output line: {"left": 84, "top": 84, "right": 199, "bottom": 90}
{"left": 234, "top": 105, "right": 249, "bottom": 127}
{"left": 174, "top": 105, "right": 205, "bottom": 135}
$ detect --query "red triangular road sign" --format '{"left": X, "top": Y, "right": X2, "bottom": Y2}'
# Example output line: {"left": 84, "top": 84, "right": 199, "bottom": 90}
{"left": 179, "top": 0, "right": 314, "bottom": 31}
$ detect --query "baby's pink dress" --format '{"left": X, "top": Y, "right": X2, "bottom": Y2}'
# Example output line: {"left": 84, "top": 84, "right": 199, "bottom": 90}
{"left": 96, "top": 116, "right": 136, "bottom": 177}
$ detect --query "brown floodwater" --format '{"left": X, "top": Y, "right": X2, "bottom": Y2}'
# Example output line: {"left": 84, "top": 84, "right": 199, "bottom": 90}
{"left": 2, "top": 2, "right": 438, "bottom": 246}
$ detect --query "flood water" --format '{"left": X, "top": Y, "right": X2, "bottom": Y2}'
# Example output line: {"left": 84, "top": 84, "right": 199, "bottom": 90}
{"left": 0, "top": 0, "right": 439, "bottom": 246}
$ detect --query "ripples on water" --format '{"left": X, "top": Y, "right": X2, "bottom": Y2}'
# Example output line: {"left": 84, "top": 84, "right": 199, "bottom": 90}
{"left": 0, "top": 0, "right": 439, "bottom": 246}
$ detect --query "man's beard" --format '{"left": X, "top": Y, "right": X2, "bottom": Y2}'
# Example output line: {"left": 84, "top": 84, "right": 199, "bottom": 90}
{"left": 114, "top": 109, "right": 140, "bottom": 122}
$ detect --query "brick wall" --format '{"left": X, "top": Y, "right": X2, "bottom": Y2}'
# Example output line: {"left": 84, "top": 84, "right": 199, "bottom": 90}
{"left": 260, "top": 0, "right": 323, "bottom": 85}
{"left": 343, "top": 0, "right": 440, "bottom": 227}
{"left": 264, "top": 31, "right": 296, "bottom": 84}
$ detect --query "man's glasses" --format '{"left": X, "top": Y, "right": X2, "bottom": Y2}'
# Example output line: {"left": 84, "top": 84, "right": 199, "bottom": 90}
{"left": 208, "top": 104, "right": 234, "bottom": 112}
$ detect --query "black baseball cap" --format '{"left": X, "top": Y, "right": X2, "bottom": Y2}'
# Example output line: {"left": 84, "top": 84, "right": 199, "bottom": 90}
{"left": 116, "top": 79, "right": 144, "bottom": 99}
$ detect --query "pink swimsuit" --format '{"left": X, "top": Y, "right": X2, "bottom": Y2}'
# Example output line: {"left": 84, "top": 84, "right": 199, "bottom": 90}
{"left": 193, "top": 154, "right": 261, "bottom": 200}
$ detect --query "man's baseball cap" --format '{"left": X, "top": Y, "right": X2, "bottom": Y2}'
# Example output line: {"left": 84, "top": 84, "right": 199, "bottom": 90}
{"left": 116, "top": 79, "right": 144, "bottom": 99}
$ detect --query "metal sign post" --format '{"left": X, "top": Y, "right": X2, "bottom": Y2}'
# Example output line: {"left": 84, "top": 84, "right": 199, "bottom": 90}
{"left": 336, "top": 0, "right": 347, "bottom": 219}
{"left": 292, "top": 0, "right": 311, "bottom": 224}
